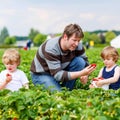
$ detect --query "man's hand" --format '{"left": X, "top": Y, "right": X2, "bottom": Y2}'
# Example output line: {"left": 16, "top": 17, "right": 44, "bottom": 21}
{"left": 82, "top": 64, "right": 96, "bottom": 76}
{"left": 80, "top": 76, "right": 88, "bottom": 84}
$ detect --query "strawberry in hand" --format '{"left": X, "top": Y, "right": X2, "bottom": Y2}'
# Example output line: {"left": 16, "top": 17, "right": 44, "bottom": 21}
{"left": 90, "top": 63, "right": 97, "bottom": 68}
{"left": 6, "top": 73, "right": 12, "bottom": 83}
{"left": 93, "top": 77, "right": 104, "bottom": 81}
{"left": 98, "top": 77, "right": 104, "bottom": 80}
{"left": 6, "top": 73, "right": 11, "bottom": 77}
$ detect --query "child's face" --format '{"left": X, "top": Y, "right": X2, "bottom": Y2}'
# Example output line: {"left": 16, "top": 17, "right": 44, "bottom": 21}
{"left": 4, "top": 62, "right": 18, "bottom": 73}
{"left": 103, "top": 57, "right": 115, "bottom": 68}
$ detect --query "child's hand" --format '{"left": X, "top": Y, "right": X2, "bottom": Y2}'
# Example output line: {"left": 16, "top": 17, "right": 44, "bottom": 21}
{"left": 95, "top": 80, "right": 103, "bottom": 87}
{"left": 90, "top": 77, "right": 104, "bottom": 88}
{"left": 6, "top": 73, "right": 12, "bottom": 83}
{"left": 89, "top": 81, "right": 97, "bottom": 88}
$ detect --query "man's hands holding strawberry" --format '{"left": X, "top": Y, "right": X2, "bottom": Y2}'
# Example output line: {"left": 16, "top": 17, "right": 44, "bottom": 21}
{"left": 80, "top": 63, "right": 97, "bottom": 85}
{"left": 81, "top": 63, "right": 97, "bottom": 76}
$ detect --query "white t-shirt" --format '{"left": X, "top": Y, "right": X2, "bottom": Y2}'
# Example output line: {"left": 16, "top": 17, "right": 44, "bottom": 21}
{"left": 0, "top": 69, "right": 29, "bottom": 91}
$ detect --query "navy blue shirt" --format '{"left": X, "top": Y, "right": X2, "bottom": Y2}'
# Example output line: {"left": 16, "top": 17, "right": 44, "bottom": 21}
{"left": 102, "top": 65, "right": 120, "bottom": 90}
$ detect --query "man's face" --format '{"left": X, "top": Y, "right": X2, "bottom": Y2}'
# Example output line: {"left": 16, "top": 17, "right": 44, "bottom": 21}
{"left": 64, "top": 34, "right": 81, "bottom": 51}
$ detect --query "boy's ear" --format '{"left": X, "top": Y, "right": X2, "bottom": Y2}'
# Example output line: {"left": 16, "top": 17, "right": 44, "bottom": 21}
{"left": 17, "top": 62, "right": 20, "bottom": 66}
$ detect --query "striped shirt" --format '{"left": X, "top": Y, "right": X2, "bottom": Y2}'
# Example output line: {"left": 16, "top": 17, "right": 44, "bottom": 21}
{"left": 30, "top": 37, "right": 88, "bottom": 81}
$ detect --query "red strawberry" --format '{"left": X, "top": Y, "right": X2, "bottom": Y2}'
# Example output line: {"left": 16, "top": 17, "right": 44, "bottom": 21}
{"left": 98, "top": 77, "right": 104, "bottom": 80}
{"left": 93, "top": 78, "right": 99, "bottom": 81}
{"left": 13, "top": 118, "right": 17, "bottom": 120}
{"left": 93, "top": 77, "right": 104, "bottom": 81}
{"left": 91, "top": 63, "right": 97, "bottom": 68}
{"left": 87, "top": 102, "right": 92, "bottom": 107}
{"left": 6, "top": 73, "right": 11, "bottom": 77}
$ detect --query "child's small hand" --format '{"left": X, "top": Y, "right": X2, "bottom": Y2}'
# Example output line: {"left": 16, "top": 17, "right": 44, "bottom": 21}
{"left": 6, "top": 73, "right": 12, "bottom": 83}
{"left": 89, "top": 80, "right": 98, "bottom": 88}
{"left": 90, "top": 77, "right": 104, "bottom": 88}
{"left": 95, "top": 80, "right": 103, "bottom": 87}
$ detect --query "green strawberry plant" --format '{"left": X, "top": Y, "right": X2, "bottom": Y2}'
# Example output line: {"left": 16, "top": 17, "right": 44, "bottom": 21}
{"left": 0, "top": 47, "right": 119, "bottom": 119}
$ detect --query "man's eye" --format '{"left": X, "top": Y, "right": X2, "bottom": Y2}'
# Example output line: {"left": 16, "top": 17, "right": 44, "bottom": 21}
{"left": 74, "top": 40, "right": 77, "bottom": 42}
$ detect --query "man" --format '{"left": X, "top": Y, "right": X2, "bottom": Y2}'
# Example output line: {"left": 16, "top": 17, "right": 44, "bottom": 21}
{"left": 30, "top": 23, "right": 95, "bottom": 91}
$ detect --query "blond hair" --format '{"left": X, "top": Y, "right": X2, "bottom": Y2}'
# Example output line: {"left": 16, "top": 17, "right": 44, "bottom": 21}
{"left": 101, "top": 46, "right": 119, "bottom": 62}
{"left": 2, "top": 48, "right": 21, "bottom": 66}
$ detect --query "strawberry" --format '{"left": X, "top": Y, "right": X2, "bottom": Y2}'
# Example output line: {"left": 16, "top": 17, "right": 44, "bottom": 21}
{"left": 91, "top": 63, "right": 97, "bottom": 68}
{"left": 93, "top": 77, "right": 104, "bottom": 81}
{"left": 92, "top": 78, "right": 99, "bottom": 81}
{"left": 6, "top": 73, "right": 11, "bottom": 77}
{"left": 13, "top": 118, "right": 17, "bottom": 120}
{"left": 87, "top": 102, "right": 92, "bottom": 107}
{"left": 98, "top": 77, "right": 104, "bottom": 80}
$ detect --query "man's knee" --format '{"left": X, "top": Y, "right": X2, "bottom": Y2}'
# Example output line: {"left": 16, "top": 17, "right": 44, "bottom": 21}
{"left": 73, "top": 57, "right": 86, "bottom": 69}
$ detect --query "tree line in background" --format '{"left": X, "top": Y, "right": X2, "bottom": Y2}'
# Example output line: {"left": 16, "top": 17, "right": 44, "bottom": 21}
{"left": 0, "top": 26, "right": 120, "bottom": 47}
